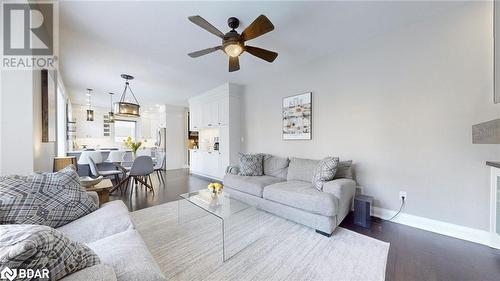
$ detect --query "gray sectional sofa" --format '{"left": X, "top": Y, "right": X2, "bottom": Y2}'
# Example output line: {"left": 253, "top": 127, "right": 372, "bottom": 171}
{"left": 58, "top": 194, "right": 166, "bottom": 281}
{"left": 224, "top": 155, "right": 356, "bottom": 236}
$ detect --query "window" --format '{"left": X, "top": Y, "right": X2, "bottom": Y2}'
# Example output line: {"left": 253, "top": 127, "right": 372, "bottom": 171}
{"left": 114, "top": 120, "right": 136, "bottom": 143}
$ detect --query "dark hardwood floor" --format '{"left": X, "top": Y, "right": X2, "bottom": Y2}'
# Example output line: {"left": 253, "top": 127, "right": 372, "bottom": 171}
{"left": 110, "top": 169, "right": 500, "bottom": 281}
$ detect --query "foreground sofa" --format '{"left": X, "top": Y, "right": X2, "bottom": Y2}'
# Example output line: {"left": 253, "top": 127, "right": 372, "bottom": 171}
{"left": 58, "top": 194, "right": 166, "bottom": 281}
{"left": 224, "top": 156, "right": 356, "bottom": 236}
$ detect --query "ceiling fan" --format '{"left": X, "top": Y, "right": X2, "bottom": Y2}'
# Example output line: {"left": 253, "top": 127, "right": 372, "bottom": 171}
{"left": 188, "top": 15, "right": 278, "bottom": 72}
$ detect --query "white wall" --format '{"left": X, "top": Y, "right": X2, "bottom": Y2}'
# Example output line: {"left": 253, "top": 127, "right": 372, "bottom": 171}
{"left": 242, "top": 2, "right": 500, "bottom": 231}
{"left": 164, "top": 105, "right": 188, "bottom": 170}
{"left": 0, "top": 70, "right": 35, "bottom": 175}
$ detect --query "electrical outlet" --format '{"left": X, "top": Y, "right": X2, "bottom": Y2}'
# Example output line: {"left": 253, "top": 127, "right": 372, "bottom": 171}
{"left": 399, "top": 191, "right": 407, "bottom": 200}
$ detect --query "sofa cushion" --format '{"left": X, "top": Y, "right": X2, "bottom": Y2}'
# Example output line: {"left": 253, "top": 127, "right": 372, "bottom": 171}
{"left": 263, "top": 181, "right": 339, "bottom": 216}
{"left": 0, "top": 224, "right": 100, "bottom": 280}
{"left": 224, "top": 174, "right": 285, "bottom": 197}
{"left": 0, "top": 166, "right": 98, "bottom": 228}
{"left": 262, "top": 154, "right": 290, "bottom": 180}
{"left": 312, "top": 157, "right": 339, "bottom": 191}
{"left": 57, "top": 200, "right": 134, "bottom": 244}
{"left": 238, "top": 153, "right": 264, "bottom": 176}
{"left": 286, "top": 157, "right": 320, "bottom": 183}
{"left": 334, "top": 160, "right": 353, "bottom": 179}
{"left": 88, "top": 229, "right": 166, "bottom": 281}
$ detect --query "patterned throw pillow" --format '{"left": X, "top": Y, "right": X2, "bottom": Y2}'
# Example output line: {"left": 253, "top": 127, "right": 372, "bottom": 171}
{"left": 0, "top": 224, "right": 100, "bottom": 280}
{"left": 0, "top": 166, "right": 98, "bottom": 228}
{"left": 238, "top": 153, "right": 264, "bottom": 176}
{"left": 312, "top": 157, "right": 340, "bottom": 191}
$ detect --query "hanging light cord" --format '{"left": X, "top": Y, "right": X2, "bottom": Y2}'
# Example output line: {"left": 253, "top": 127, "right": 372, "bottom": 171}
{"left": 119, "top": 78, "right": 140, "bottom": 104}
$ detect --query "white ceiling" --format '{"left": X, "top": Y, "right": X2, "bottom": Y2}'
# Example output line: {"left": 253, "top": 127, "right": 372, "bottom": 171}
{"left": 59, "top": 1, "right": 466, "bottom": 107}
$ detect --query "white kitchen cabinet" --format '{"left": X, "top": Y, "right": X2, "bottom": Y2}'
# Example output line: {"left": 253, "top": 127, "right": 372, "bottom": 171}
{"left": 188, "top": 83, "right": 242, "bottom": 180}
{"left": 218, "top": 96, "right": 229, "bottom": 126}
{"left": 189, "top": 150, "right": 221, "bottom": 179}
{"left": 189, "top": 104, "right": 202, "bottom": 131}
{"left": 189, "top": 150, "right": 200, "bottom": 173}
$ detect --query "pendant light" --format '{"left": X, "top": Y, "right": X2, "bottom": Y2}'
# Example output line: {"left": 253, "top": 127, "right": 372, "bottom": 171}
{"left": 108, "top": 92, "right": 115, "bottom": 123}
{"left": 86, "top": 88, "right": 94, "bottom": 121}
{"left": 115, "top": 74, "right": 140, "bottom": 117}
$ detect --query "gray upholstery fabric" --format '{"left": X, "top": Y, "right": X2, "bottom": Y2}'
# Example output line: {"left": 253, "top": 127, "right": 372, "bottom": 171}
{"left": 223, "top": 174, "right": 285, "bottom": 197}
{"left": 0, "top": 166, "right": 98, "bottom": 228}
{"left": 238, "top": 153, "right": 264, "bottom": 176}
{"left": 0, "top": 224, "right": 100, "bottom": 280}
{"left": 57, "top": 200, "right": 134, "bottom": 244}
{"left": 263, "top": 181, "right": 339, "bottom": 216}
{"left": 333, "top": 160, "right": 353, "bottom": 179}
{"left": 312, "top": 157, "right": 339, "bottom": 191}
{"left": 88, "top": 229, "right": 167, "bottom": 281}
{"left": 286, "top": 158, "right": 320, "bottom": 183}
{"left": 262, "top": 154, "right": 290, "bottom": 180}
{"left": 60, "top": 264, "right": 117, "bottom": 281}
{"left": 87, "top": 191, "right": 99, "bottom": 206}
{"left": 225, "top": 165, "right": 240, "bottom": 175}
{"left": 322, "top": 178, "right": 357, "bottom": 223}
{"left": 225, "top": 187, "right": 337, "bottom": 233}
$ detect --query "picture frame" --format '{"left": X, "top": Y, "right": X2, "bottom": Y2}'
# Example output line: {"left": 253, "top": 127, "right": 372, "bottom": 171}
{"left": 282, "top": 92, "right": 312, "bottom": 140}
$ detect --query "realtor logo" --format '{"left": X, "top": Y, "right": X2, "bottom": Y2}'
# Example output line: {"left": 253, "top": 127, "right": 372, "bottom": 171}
{"left": 1, "top": 1, "right": 58, "bottom": 69}
{"left": 0, "top": 267, "right": 16, "bottom": 281}
{"left": 3, "top": 2, "right": 53, "bottom": 55}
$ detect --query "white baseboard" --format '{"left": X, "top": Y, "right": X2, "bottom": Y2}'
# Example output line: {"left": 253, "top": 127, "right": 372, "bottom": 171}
{"left": 372, "top": 207, "right": 500, "bottom": 249}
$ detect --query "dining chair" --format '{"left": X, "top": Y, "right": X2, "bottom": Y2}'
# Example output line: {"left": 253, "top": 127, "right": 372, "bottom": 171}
{"left": 153, "top": 152, "right": 166, "bottom": 184}
{"left": 107, "top": 150, "right": 126, "bottom": 163}
{"left": 88, "top": 157, "right": 123, "bottom": 184}
{"left": 78, "top": 151, "right": 102, "bottom": 166}
{"left": 114, "top": 156, "right": 155, "bottom": 196}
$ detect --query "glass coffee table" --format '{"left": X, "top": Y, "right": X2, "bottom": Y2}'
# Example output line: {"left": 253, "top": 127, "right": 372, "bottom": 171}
{"left": 178, "top": 189, "right": 262, "bottom": 262}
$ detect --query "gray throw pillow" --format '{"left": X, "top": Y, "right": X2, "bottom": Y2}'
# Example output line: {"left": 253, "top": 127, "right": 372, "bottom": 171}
{"left": 0, "top": 224, "right": 100, "bottom": 280}
{"left": 287, "top": 158, "right": 320, "bottom": 182}
{"left": 0, "top": 166, "right": 98, "bottom": 228}
{"left": 238, "top": 153, "right": 264, "bottom": 176}
{"left": 312, "top": 157, "right": 340, "bottom": 191}
{"left": 262, "top": 154, "right": 290, "bottom": 180}
{"left": 333, "top": 160, "right": 353, "bottom": 179}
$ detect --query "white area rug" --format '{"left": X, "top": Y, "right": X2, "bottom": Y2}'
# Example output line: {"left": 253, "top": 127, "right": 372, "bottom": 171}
{"left": 131, "top": 201, "right": 389, "bottom": 281}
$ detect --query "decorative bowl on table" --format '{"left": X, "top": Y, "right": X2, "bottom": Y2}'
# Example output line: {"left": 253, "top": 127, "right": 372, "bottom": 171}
{"left": 79, "top": 176, "right": 103, "bottom": 188}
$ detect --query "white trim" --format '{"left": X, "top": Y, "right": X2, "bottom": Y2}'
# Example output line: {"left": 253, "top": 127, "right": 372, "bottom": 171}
{"left": 372, "top": 207, "right": 500, "bottom": 249}
{"left": 490, "top": 167, "right": 499, "bottom": 234}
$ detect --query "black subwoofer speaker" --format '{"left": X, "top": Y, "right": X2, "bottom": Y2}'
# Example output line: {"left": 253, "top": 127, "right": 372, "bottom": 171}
{"left": 354, "top": 195, "right": 373, "bottom": 228}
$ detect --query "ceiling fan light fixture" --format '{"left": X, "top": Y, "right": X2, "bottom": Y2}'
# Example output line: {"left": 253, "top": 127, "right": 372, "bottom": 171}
{"left": 224, "top": 43, "right": 243, "bottom": 57}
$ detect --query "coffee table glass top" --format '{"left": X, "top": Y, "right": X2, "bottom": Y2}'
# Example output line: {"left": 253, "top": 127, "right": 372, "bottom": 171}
{"left": 179, "top": 190, "right": 251, "bottom": 220}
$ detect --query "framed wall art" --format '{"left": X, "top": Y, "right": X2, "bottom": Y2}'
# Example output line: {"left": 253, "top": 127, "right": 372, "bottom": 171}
{"left": 282, "top": 92, "right": 312, "bottom": 140}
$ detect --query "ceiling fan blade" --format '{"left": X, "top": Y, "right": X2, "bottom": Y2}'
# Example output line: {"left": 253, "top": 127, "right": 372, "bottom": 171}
{"left": 188, "top": 46, "right": 222, "bottom": 58}
{"left": 245, "top": 46, "right": 278, "bottom": 62}
{"left": 188, "top": 15, "right": 224, "bottom": 38}
{"left": 241, "top": 15, "right": 275, "bottom": 42}
{"left": 229, "top": 56, "right": 240, "bottom": 72}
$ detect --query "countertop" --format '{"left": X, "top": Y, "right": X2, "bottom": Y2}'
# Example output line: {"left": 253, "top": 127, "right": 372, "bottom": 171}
{"left": 68, "top": 149, "right": 132, "bottom": 153}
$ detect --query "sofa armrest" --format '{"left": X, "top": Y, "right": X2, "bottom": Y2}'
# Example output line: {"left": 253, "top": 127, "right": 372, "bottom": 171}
{"left": 225, "top": 165, "right": 240, "bottom": 175}
{"left": 86, "top": 191, "right": 99, "bottom": 206}
{"left": 322, "top": 179, "right": 356, "bottom": 223}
